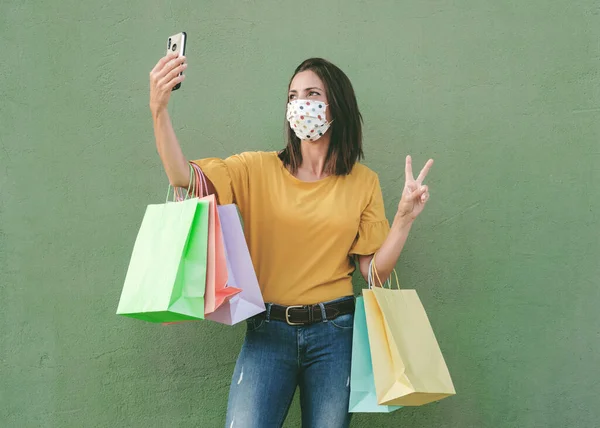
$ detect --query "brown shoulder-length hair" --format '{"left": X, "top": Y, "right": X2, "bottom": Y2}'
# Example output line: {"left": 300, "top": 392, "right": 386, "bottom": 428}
{"left": 278, "top": 58, "right": 364, "bottom": 176}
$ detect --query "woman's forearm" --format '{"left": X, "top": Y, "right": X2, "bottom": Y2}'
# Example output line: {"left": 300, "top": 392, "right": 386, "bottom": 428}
{"left": 371, "top": 213, "right": 413, "bottom": 286}
{"left": 153, "top": 108, "right": 189, "bottom": 188}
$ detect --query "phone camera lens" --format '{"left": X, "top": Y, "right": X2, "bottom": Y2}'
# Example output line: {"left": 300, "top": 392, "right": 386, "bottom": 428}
{"left": 172, "top": 43, "right": 177, "bottom": 52}
{"left": 168, "top": 38, "right": 171, "bottom": 49}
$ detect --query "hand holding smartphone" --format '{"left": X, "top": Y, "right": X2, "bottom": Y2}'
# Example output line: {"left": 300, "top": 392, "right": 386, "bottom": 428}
{"left": 149, "top": 31, "right": 187, "bottom": 116}
{"left": 167, "top": 32, "right": 187, "bottom": 91}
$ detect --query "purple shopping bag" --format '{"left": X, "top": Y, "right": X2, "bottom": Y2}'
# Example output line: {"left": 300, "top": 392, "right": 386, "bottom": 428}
{"left": 205, "top": 204, "right": 265, "bottom": 325}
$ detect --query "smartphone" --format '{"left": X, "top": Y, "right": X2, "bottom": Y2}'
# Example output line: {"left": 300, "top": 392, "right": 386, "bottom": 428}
{"left": 167, "top": 32, "right": 187, "bottom": 91}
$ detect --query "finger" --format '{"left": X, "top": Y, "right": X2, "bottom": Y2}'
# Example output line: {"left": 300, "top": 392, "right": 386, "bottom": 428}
{"left": 163, "top": 73, "right": 186, "bottom": 90}
{"left": 412, "top": 185, "right": 428, "bottom": 200}
{"left": 151, "top": 52, "right": 178, "bottom": 74}
{"left": 405, "top": 155, "right": 414, "bottom": 181}
{"left": 156, "top": 55, "right": 186, "bottom": 79}
{"left": 416, "top": 159, "right": 434, "bottom": 184}
{"left": 158, "top": 62, "right": 187, "bottom": 87}
{"left": 403, "top": 181, "right": 418, "bottom": 197}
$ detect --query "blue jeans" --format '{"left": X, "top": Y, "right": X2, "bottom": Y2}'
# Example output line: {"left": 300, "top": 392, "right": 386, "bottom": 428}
{"left": 226, "top": 297, "right": 355, "bottom": 428}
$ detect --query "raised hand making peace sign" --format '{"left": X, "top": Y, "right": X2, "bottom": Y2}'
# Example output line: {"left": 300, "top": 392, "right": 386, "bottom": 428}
{"left": 397, "top": 155, "right": 434, "bottom": 221}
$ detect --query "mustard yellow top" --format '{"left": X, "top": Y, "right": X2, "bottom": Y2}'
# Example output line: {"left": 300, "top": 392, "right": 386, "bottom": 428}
{"left": 193, "top": 151, "right": 390, "bottom": 306}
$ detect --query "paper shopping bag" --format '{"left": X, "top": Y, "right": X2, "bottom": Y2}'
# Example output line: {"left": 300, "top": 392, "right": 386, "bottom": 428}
{"left": 364, "top": 286, "right": 456, "bottom": 406}
{"left": 116, "top": 198, "right": 209, "bottom": 323}
{"left": 349, "top": 296, "right": 401, "bottom": 413}
{"left": 201, "top": 195, "right": 242, "bottom": 315}
{"left": 205, "top": 205, "right": 265, "bottom": 325}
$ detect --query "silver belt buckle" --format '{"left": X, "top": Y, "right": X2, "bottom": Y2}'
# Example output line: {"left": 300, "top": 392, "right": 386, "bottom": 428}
{"left": 285, "top": 305, "right": 304, "bottom": 326}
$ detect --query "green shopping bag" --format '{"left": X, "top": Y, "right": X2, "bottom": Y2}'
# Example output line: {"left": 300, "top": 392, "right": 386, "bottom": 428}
{"left": 116, "top": 197, "right": 209, "bottom": 323}
{"left": 349, "top": 297, "right": 402, "bottom": 413}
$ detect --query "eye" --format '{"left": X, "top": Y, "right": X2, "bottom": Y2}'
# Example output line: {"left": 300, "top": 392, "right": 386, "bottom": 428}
{"left": 309, "top": 91, "right": 320, "bottom": 97}
{"left": 288, "top": 93, "right": 297, "bottom": 100}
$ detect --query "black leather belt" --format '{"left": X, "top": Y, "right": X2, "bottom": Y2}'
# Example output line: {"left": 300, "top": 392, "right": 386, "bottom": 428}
{"left": 261, "top": 297, "right": 355, "bottom": 326}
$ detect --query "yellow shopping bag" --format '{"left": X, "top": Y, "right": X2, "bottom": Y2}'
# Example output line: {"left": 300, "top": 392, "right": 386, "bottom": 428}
{"left": 363, "top": 257, "right": 456, "bottom": 406}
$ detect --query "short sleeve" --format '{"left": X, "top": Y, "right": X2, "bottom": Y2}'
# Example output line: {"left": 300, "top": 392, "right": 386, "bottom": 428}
{"left": 192, "top": 152, "right": 257, "bottom": 205}
{"left": 349, "top": 174, "right": 391, "bottom": 256}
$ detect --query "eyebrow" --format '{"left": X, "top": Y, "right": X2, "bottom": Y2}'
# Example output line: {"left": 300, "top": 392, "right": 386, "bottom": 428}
{"left": 288, "top": 87, "right": 324, "bottom": 93}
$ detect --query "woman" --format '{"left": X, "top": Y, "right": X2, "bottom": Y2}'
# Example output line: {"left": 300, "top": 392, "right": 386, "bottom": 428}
{"left": 149, "top": 54, "right": 433, "bottom": 428}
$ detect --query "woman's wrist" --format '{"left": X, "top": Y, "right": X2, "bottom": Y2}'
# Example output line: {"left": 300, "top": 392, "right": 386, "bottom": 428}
{"left": 151, "top": 105, "right": 168, "bottom": 122}
{"left": 392, "top": 211, "right": 413, "bottom": 231}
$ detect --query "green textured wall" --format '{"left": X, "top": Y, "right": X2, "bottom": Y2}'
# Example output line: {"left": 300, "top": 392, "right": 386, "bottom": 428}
{"left": 1, "top": 0, "right": 599, "bottom": 427}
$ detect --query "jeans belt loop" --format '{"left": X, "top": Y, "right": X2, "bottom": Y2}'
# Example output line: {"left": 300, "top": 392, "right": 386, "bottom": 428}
{"left": 266, "top": 303, "right": 272, "bottom": 322}
{"left": 318, "top": 302, "right": 327, "bottom": 322}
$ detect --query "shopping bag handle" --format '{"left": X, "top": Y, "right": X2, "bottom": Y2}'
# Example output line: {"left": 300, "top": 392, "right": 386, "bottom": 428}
{"left": 368, "top": 253, "right": 401, "bottom": 290}
{"left": 166, "top": 163, "right": 197, "bottom": 203}
{"left": 165, "top": 162, "right": 209, "bottom": 202}
{"left": 189, "top": 162, "right": 208, "bottom": 198}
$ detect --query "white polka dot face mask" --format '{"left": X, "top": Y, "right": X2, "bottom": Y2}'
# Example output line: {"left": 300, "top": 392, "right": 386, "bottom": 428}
{"left": 286, "top": 99, "right": 332, "bottom": 142}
